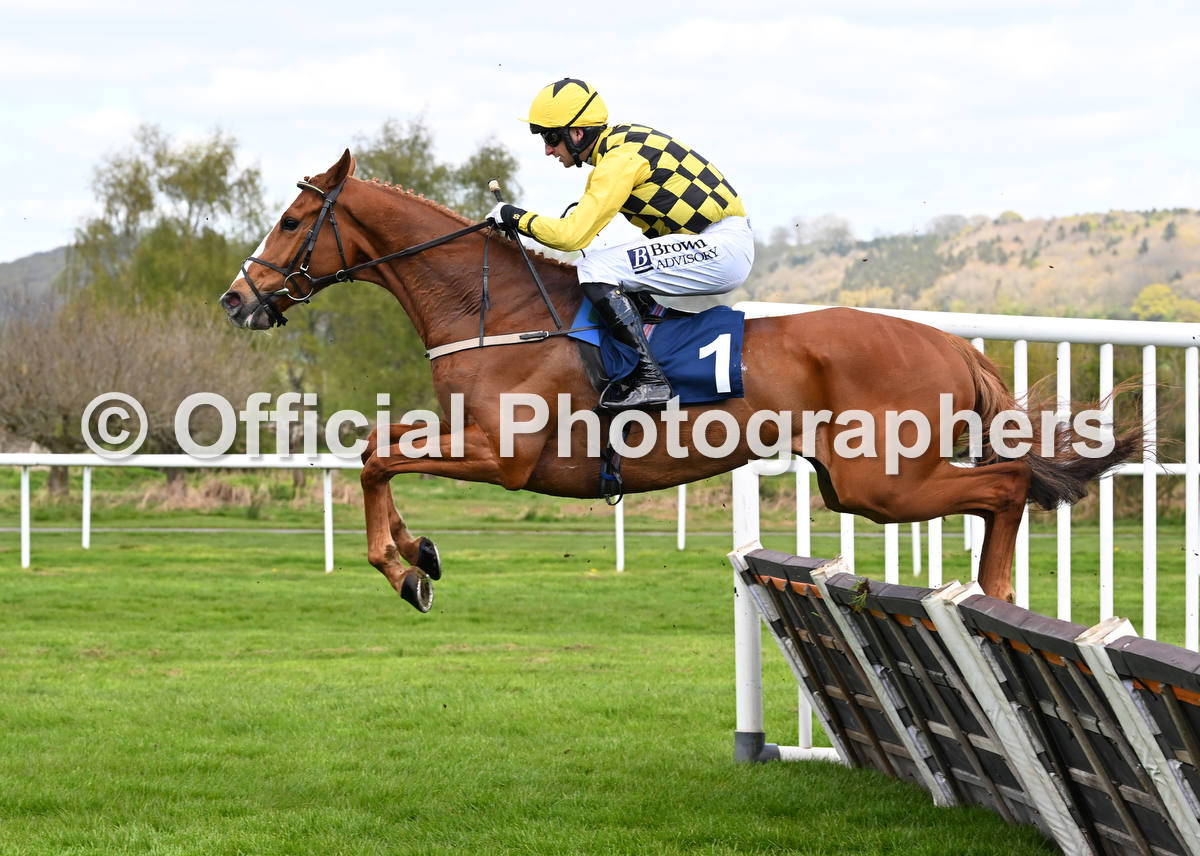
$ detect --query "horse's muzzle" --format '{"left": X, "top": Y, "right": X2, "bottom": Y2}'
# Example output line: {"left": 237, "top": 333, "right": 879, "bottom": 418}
{"left": 219, "top": 289, "right": 273, "bottom": 329}
{"left": 219, "top": 289, "right": 243, "bottom": 316}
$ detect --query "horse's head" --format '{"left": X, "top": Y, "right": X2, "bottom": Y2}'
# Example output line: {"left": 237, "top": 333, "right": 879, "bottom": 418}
{"left": 219, "top": 150, "right": 357, "bottom": 330}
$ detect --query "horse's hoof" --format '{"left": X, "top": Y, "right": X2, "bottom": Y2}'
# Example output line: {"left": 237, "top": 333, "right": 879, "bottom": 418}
{"left": 400, "top": 570, "right": 433, "bottom": 613}
{"left": 416, "top": 537, "right": 442, "bottom": 581}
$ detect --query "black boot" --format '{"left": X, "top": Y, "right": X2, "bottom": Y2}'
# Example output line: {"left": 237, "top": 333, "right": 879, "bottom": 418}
{"left": 582, "top": 283, "right": 673, "bottom": 410}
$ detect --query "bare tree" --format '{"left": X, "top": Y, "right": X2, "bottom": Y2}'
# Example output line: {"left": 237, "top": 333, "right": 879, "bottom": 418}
{"left": 0, "top": 293, "right": 260, "bottom": 495}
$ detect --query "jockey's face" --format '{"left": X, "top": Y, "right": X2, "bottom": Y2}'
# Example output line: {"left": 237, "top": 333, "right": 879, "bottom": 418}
{"left": 545, "top": 127, "right": 587, "bottom": 168}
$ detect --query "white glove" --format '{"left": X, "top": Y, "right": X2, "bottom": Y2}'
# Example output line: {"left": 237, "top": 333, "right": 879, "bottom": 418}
{"left": 485, "top": 201, "right": 525, "bottom": 232}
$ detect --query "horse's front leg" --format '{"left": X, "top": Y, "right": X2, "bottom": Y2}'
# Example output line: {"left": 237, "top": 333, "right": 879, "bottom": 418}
{"left": 360, "top": 421, "right": 509, "bottom": 612}
{"left": 383, "top": 497, "right": 441, "bottom": 580}
{"left": 362, "top": 470, "right": 432, "bottom": 611}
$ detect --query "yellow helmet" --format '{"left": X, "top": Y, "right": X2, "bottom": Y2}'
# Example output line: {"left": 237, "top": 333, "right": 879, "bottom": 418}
{"left": 521, "top": 78, "right": 608, "bottom": 133}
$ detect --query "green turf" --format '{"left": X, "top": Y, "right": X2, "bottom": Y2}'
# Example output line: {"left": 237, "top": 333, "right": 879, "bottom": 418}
{"left": 0, "top": 470, "right": 1186, "bottom": 854}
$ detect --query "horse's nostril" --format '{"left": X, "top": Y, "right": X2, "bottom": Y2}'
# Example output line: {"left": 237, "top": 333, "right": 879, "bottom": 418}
{"left": 221, "top": 291, "right": 242, "bottom": 311}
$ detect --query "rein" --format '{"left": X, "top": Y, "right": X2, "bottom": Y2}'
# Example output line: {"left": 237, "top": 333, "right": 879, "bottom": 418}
{"left": 239, "top": 178, "right": 567, "bottom": 340}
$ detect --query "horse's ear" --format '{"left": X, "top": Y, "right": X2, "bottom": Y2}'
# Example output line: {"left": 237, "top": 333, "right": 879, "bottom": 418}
{"left": 311, "top": 149, "right": 356, "bottom": 190}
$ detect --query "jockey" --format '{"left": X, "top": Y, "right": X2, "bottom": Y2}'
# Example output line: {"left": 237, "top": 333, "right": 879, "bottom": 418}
{"left": 487, "top": 77, "right": 754, "bottom": 410}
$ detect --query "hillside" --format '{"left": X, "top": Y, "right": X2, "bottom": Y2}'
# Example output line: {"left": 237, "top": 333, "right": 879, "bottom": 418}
{"left": 0, "top": 246, "right": 66, "bottom": 296}
{"left": 0, "top": 247, "right": 66, "bottom": 319}
{"left": 735, "top": 208, "right": 1200, "bottom": 320}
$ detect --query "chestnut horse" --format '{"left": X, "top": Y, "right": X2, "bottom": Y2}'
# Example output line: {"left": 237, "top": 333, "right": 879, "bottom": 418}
{"left": 219, "top": 150, "right": 1139, "bottom": 612}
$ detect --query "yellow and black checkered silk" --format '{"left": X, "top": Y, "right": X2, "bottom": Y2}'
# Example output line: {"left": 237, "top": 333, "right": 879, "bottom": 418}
{"left": 516, "top": 123, "right": 746, "bottom": 253}
{"left": 597, "top": 124, "right": 744, "bottom": 237}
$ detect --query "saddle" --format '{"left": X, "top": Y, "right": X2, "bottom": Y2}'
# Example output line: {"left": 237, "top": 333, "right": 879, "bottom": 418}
{"left": 569, "top": 294, "right": 746, "bottom": 504}
{"left": 573, "top": 292, "right": 683, "bottom": 394}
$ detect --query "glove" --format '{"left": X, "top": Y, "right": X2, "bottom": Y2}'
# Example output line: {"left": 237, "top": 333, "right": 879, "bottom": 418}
{"left": 486, "top": 202, "right": 527, "bottom": 233}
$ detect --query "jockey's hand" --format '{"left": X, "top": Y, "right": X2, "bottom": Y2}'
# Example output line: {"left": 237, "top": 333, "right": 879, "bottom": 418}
{"left": 486, "top": 202, "right": 526, "bottom": 233}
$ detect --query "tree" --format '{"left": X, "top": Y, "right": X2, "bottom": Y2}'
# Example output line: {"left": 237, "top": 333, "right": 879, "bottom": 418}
{"left": 0, "top": 293, "right": 260, "bottom": 495}
{"left": 926, "top": 214, "right": 968, "bottom": 237}
{"left": 1131, "top": 283, "right": 1200, "bottom": 322}
{"left": 353, "top": 118, "right": 521, "bottom": 219}
{"left": 7, "top": 126, "right": 268, "bottom": 493}
{"left": 809, "top": 214, "right": 854, "bottom": 254}
{"left": 65, "top": 125, "right": 267, "bottom": 308}
{"left": 448, "top": 140, "right": 522, "bottom": 220}
{"left": 353, "top": 120, "right": 454, "bottom": 204}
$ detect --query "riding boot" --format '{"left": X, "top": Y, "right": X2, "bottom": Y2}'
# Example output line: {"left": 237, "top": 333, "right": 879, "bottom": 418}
{"left": 581, "top": 282, "right": 674, "bottom": 410}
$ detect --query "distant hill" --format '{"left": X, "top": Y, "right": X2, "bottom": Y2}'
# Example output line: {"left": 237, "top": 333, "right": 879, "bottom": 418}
{"left": 734, "top": 208, "right": 1200, "bottom": 320}
{"left": 0, "top": 246, "right": 67, "bottom": 315}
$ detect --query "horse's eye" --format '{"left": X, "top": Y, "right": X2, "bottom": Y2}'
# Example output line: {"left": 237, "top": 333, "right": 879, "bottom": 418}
{"left": 281, "top": 216, "right": 301, "bottom": 231}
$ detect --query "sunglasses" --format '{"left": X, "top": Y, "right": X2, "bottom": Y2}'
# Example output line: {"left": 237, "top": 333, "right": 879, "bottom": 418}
{"left": 540, "top": 129, "right": 565, "bottom": 147}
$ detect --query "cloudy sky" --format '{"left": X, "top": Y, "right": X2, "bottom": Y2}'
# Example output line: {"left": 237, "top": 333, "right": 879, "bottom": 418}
{"left": 2, "top": 0, "right": 1197, "bottom": 264}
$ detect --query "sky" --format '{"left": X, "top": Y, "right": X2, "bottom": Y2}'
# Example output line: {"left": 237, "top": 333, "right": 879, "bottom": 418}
{"left": 2, "top": 0, "right": 1198, "bottom": 264}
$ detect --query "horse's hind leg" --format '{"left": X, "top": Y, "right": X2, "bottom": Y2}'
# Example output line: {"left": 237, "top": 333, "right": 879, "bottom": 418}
{"left": 973, "top": 505, "right": 1024, "bottom": 603}
{"left": 908, "top": 461, "right": 1030, "bottom": 603}
{"left": 905, "top": 461, "right": 1030, "bottom": 603}
{"left": 818, "top": 456, "right": 1031, "bottom": 603}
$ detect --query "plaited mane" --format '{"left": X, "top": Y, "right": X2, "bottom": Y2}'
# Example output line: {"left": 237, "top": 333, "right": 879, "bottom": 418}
{"left": 351, "top": 176, "right": 574, "bottom": 271}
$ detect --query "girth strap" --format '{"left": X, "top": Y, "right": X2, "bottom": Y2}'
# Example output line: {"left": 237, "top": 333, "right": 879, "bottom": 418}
{"left": 425, "top": 325, "right": 599, "bottom": 361}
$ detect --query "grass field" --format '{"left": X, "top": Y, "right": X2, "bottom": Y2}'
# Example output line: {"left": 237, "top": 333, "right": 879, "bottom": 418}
{"left": 0, "top": 468, "right": 1188, "bottom": 854}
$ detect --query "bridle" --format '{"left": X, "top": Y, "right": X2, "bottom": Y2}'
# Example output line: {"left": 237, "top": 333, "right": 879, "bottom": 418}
{"left": 238, "top": 177, "right": 495, "bottom": 328}
{"left": 237, "top": 175, "right": 591, "bottom": 361}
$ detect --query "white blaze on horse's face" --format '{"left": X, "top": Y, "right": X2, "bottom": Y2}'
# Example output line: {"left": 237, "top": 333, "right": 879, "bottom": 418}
{"left": 230, "top": 231, "right": 273, "bottom": 290}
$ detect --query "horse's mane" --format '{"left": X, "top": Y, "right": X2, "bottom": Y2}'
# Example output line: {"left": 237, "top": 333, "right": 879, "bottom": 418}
{"left": 351, "top": 175, "right": 576, "bottom": 273}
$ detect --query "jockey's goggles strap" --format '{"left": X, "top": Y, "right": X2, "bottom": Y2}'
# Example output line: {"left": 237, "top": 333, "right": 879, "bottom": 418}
{"left": 564, "top": 91, "right": 597, "bottom": 129}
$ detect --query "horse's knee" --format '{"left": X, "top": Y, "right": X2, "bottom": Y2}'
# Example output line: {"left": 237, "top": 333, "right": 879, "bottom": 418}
{"left": 361, "top": 428, "right": 382, "bottom": 465}
{"left": 360, "top": 453, "right": 391, "bottom": 488}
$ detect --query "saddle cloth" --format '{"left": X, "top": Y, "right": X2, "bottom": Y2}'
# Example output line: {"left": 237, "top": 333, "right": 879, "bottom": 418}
{"left": 567, "top": 298, "right": 745, "bottom": 405}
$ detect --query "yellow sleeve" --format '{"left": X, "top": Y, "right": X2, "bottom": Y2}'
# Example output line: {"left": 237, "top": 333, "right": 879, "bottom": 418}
{"left": 516, "top": 151, "right": 650, "bottom": 252}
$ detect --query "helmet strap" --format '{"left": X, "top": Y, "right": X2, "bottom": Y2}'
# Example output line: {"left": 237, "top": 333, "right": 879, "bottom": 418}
{"left": 564, "top": 125, "right": 604, "bottom": 168}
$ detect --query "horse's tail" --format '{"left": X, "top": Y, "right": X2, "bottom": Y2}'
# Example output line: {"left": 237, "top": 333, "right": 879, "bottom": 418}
{"left": 949, "top": 336, "right": 1144, "bottom": 511}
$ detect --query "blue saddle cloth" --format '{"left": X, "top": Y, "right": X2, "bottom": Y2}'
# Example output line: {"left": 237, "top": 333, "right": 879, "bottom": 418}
{"left": 568, "top": 299, "right": 745, "bottom": 405}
